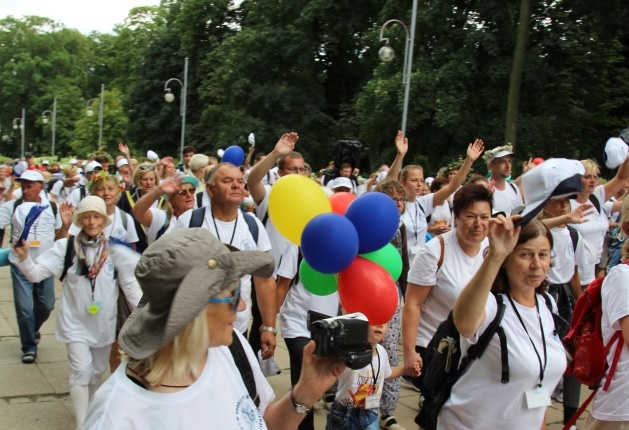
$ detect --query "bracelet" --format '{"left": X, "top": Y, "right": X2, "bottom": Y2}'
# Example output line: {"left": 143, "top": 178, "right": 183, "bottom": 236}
{"left": 260, "top": 325, "right": 277, "bottom": 335}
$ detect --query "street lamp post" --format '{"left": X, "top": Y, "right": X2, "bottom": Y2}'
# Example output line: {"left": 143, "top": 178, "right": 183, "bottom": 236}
{"left": 163, "top": 57, "right": 189, "bottom": 164}
{"left": 86, "top": 84, "right": 105, "bottom": 151}
{"left": 378, "top": 0, "right": 418, "bottom": 138}
{"left": 42, "top": 98, "right": 57, "bottom": 157}
{"left": 12, "top": 109, "right": 25, "bottom": 159}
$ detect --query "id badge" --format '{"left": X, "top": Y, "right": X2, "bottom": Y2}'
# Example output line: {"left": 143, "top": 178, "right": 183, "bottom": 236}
{"left": 525, "top": 386, "right": 551, "bottom": 409}
{"left": 87, "top": 301, "right": 103, "bottom": 315}
{"left": 364, "top": 394, "right": 380, "bottom": 409}
{"left": 410, "top": 246, "right": 420, "bottom": 254}
{"left": 29, "top": 240, "right": 41, "bottom": 248}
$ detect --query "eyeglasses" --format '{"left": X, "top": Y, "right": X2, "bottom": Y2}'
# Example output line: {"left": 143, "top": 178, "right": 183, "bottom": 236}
{"left": 138, "top": 164, "right": 156, "bottom": 171}
{"left": 284, "top": 167, "right": 310, "bottom": 174}
{"left": 176, "top": 188, "right": 195, "bottom": 196}
{"left": 208, "top": 284, "right": 241, "bottom": 313}
{"left": 391, "top": 197, "right": 407, "bottom": 204}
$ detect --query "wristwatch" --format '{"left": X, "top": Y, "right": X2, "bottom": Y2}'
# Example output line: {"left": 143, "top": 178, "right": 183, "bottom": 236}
{"left": 260, "top": 325, "right": 278, "bottom": 335}
{"left": 290, "top": 388, "right": 311, "bottom": 414}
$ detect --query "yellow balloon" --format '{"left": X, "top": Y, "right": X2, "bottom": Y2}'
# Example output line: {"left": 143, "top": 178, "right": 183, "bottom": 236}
{"left": 269, "top": 175, "right": 332, "bottom": 245}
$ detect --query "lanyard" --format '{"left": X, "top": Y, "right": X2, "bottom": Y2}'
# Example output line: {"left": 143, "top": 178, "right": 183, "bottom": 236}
{"left": 370, "top": 350, "right": 381, "bottom": 388}
{"left": 408, "top": 201, "right": 421, "bottom": 245}
{"left": 507, "top": 294, "right": 547, "bottom": 387}
{"left": 211, "top": 209, "right": 238, "bottom": 246}
{"left": 82, "top": 240, "right": 109, "bottom": 301}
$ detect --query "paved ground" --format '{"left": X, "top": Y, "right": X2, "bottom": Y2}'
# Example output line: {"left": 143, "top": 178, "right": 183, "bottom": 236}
{"left": 0, "top": 264, "right": 590, "bottom": 429}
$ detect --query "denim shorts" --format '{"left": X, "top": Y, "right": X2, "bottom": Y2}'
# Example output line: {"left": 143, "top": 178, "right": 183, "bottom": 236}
{"left": 325, "top": 401, "right": 378, "bottom": 430}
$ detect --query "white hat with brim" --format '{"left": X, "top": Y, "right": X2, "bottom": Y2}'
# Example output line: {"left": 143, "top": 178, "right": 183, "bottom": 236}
{"left": 72, "top": 196, "right": 112, "bottom": 228}
{"left": 603, "top": 137, "right": 628, "bottom": 170}
{"left": 16, "top": 170, "right": 44, "bottom": 183}
{"left": 85, "top": 161, "right": 103, "bottom": 173}
{"left": 118, "top": 228, "right": 274, "bottom": 360}
{"left": 116, "top": 159, "right": 129, "bottom": 169}
{"left": 487, "top": 149, "right": 516, "bottom": 165}
{"left": 514, "top": 158, "right": 585, "bottom": 226}
{"left": 331, "top": 177, "right": 353, "bottom": 190}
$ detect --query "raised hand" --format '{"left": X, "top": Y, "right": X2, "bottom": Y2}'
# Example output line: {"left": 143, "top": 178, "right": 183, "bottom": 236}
{"left": 487, "top": 214, "right": 521, "bottom": 259}
{"left": 395, "top": 130, "right": 408, "bottom": 156}
{"left": 565, "top": 203, "right": 594, "bottom": 224}
{"left": 159, "top": 177, "right": 180, "bottom": 195}
{"left": 118, "top": 143, "right": 130, "bottom": 156}
{"left": 467, "top": 139, "right": 485, "bottom": 162}
{"left": 60, "top": 202, "right": 75, "bottom": 226}
{"left": 522, "top": 157, "right": 534, "bottom": 174}
{"left": 273, "top": 132, "right": 299, "bottom": 156}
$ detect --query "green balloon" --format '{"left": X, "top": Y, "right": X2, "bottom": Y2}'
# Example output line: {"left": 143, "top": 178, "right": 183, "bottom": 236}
{"left": 300, "top": 259, "right": 338, "bottom": 296}
{"left": 360, "top": 243, "right": 402, "bottom": 281}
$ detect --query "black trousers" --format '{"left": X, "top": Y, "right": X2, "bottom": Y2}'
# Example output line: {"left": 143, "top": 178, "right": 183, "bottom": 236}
{"left": 284, "top": 337, "right": 315, "bottom": 430}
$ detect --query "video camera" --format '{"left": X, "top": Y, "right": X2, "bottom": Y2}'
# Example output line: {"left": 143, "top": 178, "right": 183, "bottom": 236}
{"left": 308, "top": 311, "right": 372, "bottom": 370}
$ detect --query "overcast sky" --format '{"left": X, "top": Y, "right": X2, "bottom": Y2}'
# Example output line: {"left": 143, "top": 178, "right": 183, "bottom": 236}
{"left": 0, "top": 0, "right": 161, "bottom": 34}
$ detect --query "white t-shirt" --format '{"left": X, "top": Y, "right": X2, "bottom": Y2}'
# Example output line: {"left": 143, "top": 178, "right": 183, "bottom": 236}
{"left": 430, "top": 201, "right": 453, "bottom": 228}
{"left": 145, "top": 208, "right": 181, "bottom": 245}
{"left": 173, "top": 209, "right": 272, "bottom": 333}
{"left": 50, "top": 180, "right": 76, "bottom": 204}
{"left": 407, "top": 230, "right": 489, "bottom": 347}
{"left": 492, "top": 182, "right": 523, "bottom": 215}
{"left": 67, "top": 186, "right": 88, "bottom": 208}
{"left": 16, "top": 239, "right": 141, "bottom": 346}
{"left": 591, "top": 263, "right": 629, "bottom": 421}
{"left": 438, "top": 293, "right": 567, "bottom": 429}
{"left": 570, "top": 185, "right": 609, "bottom": 284}
{"left": 84, "top": 331, "right": 275, "bottom": 430}
{"left": 193, "top": 191, "right": 210, "bottom": 209}
{"left": 402, "top": 194, "right": 435, "bottom": 263}
{"left": 0, "top": 198, "right": 62, "bottom": 265}
{"left": 255, "top": 185, "right": 289, "bottom": 276}
{"left": 278, "top": 243, "right": 339, "bottom": 339}
{"left": 546, "top": 227, "right": 587, "bottom": 285}
{"left": 69, "top": 208, "right": 139, "bottom": 244}
{"left": 334, "top": 344, "right": 392, "bottom": 407}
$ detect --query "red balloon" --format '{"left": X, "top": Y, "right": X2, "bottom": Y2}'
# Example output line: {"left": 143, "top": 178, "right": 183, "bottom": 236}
{"left": 338, "top": 257, "right": 398, "bottom": 325}
{"left": 533, "top": 157, "right": 544, "bottom": 165}
{"left": 329, "top": 192, "right": 356, "bottom": 215}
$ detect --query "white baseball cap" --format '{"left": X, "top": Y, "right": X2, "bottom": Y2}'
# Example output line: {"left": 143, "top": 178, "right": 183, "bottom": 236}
{"left": 85, "top": 161, "right": 103, "bottom": 173}
{"left": 16, "top": 170, "right": 44, "bottom": 183}
{"left": 331, "top": 177, "right": 353, "bottom": 190}
{"left": 603, "top": 137, "right": 628, "bottom": 170}
{"left": 116, "top": 159, "right": 129, "bottom": 169}
{"left": 515, "top": 158, "right": 585, "bottom": 226}
{"left": 69, "top": 158, "right": 78, "bottom": 165}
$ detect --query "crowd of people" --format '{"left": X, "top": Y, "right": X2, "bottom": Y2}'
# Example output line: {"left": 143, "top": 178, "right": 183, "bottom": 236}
{"left": 0, "top": 132, "right": 628, "bottom": 430}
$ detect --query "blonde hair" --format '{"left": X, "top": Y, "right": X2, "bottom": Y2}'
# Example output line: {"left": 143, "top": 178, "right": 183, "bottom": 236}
{"left": 123, "top": 309, "right": 209, "bottom": 387}
{"left": 89, "top": 174, "right": 121, "bottom": 205}
{"left": 62, "top": 164, "right": 78, "bottom": 178}
{"left": 133, "top": 164, "right": 161, "bottom": 187}
{"left": 580, "top": 159, "right": 600, "bottom": 175}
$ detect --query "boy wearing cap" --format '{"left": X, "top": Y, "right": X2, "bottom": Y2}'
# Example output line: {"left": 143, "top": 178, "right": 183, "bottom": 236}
{"left": 484, "top": 144, "right": 524, "bottom": 215}
{"left": 0, "top": 171, "right": 69, "bottom": 363}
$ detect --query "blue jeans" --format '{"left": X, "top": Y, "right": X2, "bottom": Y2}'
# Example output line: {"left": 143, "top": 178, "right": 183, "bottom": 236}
{"left": 10, "top": 264, "right": 55, "bottom": 354}
{"left": 325, "top": 401, "right": 378, "bottom": 430}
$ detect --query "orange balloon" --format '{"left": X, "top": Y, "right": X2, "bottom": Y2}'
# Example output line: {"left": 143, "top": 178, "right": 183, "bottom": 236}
{"left": 329, "top": 192, "right": 356, "bottom": 215}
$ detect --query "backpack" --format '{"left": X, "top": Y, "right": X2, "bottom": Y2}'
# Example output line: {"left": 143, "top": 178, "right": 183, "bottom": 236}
{"left": 420, "top": 294, "right": 509, "bottom": 430}
{"left": 46, "top": 177, "right": 62, "bottom": 194}
{"left": 188, "top": 206, "right": 259, "bottom": 244}
{"left": 562, "top": 261, "right": 628, "bottom": 429}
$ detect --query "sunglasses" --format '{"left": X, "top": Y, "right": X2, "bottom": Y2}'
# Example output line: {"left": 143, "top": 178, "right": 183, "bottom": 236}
{"left": 284, "top": 167, "right": 310, "bottom": 174}
{"left": 176, "top": 188, "right": 195, "bottom": 196}
{"left": 208, "top": 284, "right": 241, "bottom": 313}
{"left": 138, "top": 164, "right": 156, "bottom": 171}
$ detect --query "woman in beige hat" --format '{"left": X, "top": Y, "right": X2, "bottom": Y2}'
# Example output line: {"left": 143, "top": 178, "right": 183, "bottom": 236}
{"left": 84, "top": 228, "right": 346, "bottom": 430}
{"left": 14, "top": 196, "right": 142, "bottom": 430}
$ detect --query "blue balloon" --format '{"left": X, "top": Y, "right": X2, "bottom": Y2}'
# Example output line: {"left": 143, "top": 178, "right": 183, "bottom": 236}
{"left": 301, "top": 213, "right": 359, "bottom": 274}
{"left": 222, "top": 145, "right": 245, "bottom": 166}
{"left": 345, "top": 192, "right": 400, "bottom": 254}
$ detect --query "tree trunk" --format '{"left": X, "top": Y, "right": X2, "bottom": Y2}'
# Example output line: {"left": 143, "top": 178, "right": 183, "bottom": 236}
{"left": 504, "top": 0, "right": 531, "bottom": 151}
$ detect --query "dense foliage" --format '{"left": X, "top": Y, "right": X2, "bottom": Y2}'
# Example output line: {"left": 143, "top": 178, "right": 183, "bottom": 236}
{"left": 1, "top": 0, "right": 628, "bottom": 176}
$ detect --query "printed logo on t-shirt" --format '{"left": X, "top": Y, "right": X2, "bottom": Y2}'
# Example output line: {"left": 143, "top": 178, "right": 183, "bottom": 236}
{"left": 238, "top": 239, "right": 255, "bottom": 251}
{"left": 235, "top": 395, "right": 264, "bottom": 429}
{"left": 103, "top": 261, "right": 115, "bottom": 277}
{"left": 112, "top": 228, "right": 126, "bottom": 240}
{"left": 38, "top": 215, "right": 55, "bottom": 228}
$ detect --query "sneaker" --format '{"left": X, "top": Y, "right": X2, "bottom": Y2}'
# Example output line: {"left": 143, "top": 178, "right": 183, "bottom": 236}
{"left": 380, "top": 415, "right": 406, "bottom": 430}
{"left": 21, "top": 351, "right": 37, "bottom": 364}
{"left": 401, "top": 375, "right": 421, "bottom": 392}
{"left": 551, "top": 388, "right": 563, "bottom": 403}
{"left": 35, "top": 331, "right": 41, "bottom": 345}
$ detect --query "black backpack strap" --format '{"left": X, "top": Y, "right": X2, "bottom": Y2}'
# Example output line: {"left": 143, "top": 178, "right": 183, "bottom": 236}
{"left": 154, "top": 221, "right": 170, "bottom": 242}
{"left": 59, "top": 236, "right": 75, "bottom": 282}
{"left": 119, "top": 207, "right": 128, "bottom": 231}
{"left": 567, "top": 225, "right": 579, "bottom": 253}
{"left": 243, "top": 213, "right": 259, "bottom": 244}
{"left": 196, "top": 192, "right": 203, "bottom": 208}
{"left": 588, "top": 194, "right": 601, "bottom": 213}
{"left": 262, "top": 211, "right": 269, "bottom": 227}
{"left": 80, "top": 186, "right": 86, "bottom": 201}
{"left": 50, "top": 202, "right": 57, "bottom": 219}
{"left": 188, "top": 207, "right": 206, "bottom": 228}
{"left": 228, "top": 330, "right": 259, "bottom": 407}
{"left": 12, "top": 197, "right": 23, "bottom": 218}
{"left": 508, "top": 182, "right": 518, "bottom": 195}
